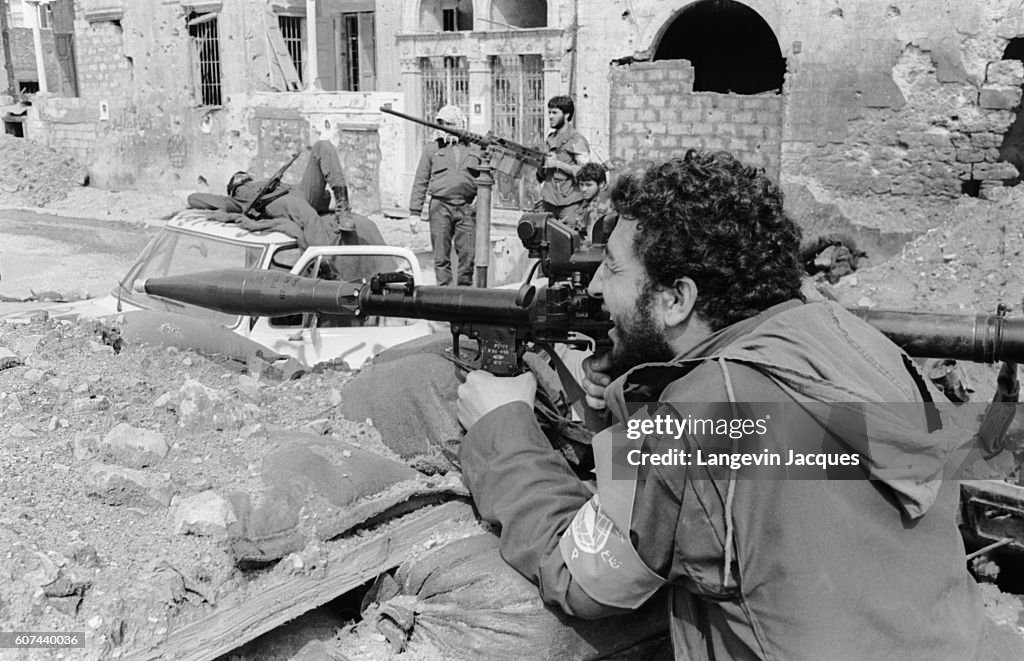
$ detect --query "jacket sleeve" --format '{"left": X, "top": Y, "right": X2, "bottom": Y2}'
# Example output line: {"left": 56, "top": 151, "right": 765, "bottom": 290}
{"left": 409, "top": 145, "right": 433, "bottom": 215}
{"left": 459, "top": 402, "right": 634, "bottom": 619}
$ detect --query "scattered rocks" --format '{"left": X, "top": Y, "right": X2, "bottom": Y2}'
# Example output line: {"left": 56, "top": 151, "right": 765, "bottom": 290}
{"left": 0, "top": 348, "right": 22, "bottom": 370}
{"left": 23, "top": 368, "right": 45, "bottom": 383}
{"left": 172, "top": 491, "right": 237, "bottom": 538}
{"left": 99, "top": 423, "right": 169, "bottom": 469}
{"left": 10, "top": 335, "right": 44, "bottom": 356}
{"left": 72, "top": 395, "right": 111, "bottom": 412}
{"left": 8, "top": 423, "right": 37, "bottom": 438}
{"left": 83, "top": 462, "right": 173, "bottom": 508}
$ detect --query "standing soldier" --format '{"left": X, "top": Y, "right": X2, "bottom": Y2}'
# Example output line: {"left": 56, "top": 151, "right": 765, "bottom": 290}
{"left": 536, "top": 95, "right": 591, "bottom": 221}
{"left": 409, "top": 105, "right": 480, "bottom": 287}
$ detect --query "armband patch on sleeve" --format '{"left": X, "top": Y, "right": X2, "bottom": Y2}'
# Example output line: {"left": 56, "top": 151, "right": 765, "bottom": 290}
{"left": 558, "top": 495, "right": 667, "bottom": 609}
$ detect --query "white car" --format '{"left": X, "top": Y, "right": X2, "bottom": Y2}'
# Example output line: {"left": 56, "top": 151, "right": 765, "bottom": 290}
{"left": 3, "top": 210, "right": 433, "bottom": 368}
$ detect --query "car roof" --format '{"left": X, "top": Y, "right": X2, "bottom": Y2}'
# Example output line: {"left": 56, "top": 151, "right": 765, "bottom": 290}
{"left": 167, "top": 209, "right": 299, "bottom": 246}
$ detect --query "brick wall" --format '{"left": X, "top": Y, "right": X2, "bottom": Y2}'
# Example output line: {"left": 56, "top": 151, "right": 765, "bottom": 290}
{"left": 609, "top": 61, "right": 782, "bottom": 180}
{"left": 75, "top": 20, "right": 132, "bottom": 102}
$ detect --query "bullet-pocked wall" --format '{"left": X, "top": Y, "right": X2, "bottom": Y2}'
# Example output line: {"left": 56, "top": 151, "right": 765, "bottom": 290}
{"left": 26, "top": 0, "right": 407, "bottom": 211}
{"left": 582, "top": 0, "right": 1024, "bottom": 236}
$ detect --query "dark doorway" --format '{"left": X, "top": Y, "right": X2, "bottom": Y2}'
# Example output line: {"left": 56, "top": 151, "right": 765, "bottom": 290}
{"left": 654, "top": 0, "right": 785, "bottom": 94}
{"left": 4, "top": 119, "right": 25, "bottom": 137}
{"left": 997, "top": 38, "right": 1024, "bottom": 185}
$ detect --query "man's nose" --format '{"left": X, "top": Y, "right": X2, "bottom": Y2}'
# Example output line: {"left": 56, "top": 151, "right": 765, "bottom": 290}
{"left": 588, "top": 267, "right": 605, "bottom": 298}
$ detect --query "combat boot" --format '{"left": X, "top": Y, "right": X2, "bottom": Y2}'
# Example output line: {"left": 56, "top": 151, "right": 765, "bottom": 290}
{"left": 332, "top": 185, "right": 356, "bottom": 232}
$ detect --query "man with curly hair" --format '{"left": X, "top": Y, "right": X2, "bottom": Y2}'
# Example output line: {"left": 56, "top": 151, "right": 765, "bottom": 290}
{"left": 455, "top": 151, "right": 1020, "bottom": 659}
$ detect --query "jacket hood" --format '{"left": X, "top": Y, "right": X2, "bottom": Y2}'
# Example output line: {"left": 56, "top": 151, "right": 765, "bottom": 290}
{"left": 609, "top": 300, "right": 970, "bottom": 518}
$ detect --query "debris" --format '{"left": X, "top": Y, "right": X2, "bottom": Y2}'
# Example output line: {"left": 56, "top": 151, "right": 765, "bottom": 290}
{"left": 8, "top": 423, "right": 37, "bottom": 438}
{"left": 0, "top": 348, "right": 22, "bottom": 370}
{"left": 83, "top": 462, "right": 173, "bottom": 508}
{"left": 99, "top": 423, "right": 169, "bottom": 469}
{"left": 72, "top": 395, "right": 111, "bottom": 412}
{"left": 23, "top": 368, "right": 45, "bottom": 383}
{"left": 172, "top": 491, "right": 237, "bottom": 538}
{"left": 0, "top": 134, "right": 87, "bottom": 206}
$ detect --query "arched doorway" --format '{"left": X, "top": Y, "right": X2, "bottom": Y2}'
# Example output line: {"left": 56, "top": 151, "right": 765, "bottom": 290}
{"left": 654, "top": 0, "right": 784, "bottom": 94}
{"left": 608, "top": 0, "right": 785, "bottom": 179}
{"left": 996, "top": 38, "right": 1024, "bottom": 189}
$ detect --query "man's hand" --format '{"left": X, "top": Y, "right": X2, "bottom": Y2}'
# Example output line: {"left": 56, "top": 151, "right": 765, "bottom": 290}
{"left": 582, "top": 352, "right": 614, "bottom": 410}
{"left": 544, "top": 153, "right": 561, "bottom": 171}
{"left": 457, "top": 370, "right": 537, "bottom": 430}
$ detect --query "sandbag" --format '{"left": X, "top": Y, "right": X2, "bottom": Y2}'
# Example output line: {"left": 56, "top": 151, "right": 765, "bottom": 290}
{"left": 340, "top": 335, "right": 467, "bottom": 473}
{"left": 226, "top": 430, "right": 467, "bottom": 565}
{"left": 341, "top": 335, "right": 596, "bottom": 474}
{"left": 368, "top": 533, "right": 670, "bottom": 660}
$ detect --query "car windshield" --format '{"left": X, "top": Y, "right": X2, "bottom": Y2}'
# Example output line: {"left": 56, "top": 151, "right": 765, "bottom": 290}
{"left": 116, "top": 228, "right": 266, "bottom": 327}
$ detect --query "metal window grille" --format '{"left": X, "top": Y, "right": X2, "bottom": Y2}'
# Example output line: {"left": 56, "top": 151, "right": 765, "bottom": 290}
{"left": 344, "top": 13, "right": 359, "bottom": 91}
{"left": 278, "top": 16, "right": 304, "bottom": 83}
{"left": 189, "top": 13, "right": 222, "bottom": 106}
{"left": 420, "top": 56, "right": 468, "bottom": 126}
{"left": 490, "top": 54, "right": 544, "bottom": 209}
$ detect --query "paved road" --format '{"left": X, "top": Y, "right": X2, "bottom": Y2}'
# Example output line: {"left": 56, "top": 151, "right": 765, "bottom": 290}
{"left": 0, "top": 208, "right": 155, "bottom": 315}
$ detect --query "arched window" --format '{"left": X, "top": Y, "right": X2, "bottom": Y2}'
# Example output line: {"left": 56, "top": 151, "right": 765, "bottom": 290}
{"left": 654, "top": 0, "right": 784, "bottom": 94}
{"left": 489, "top": 0, "right": 546, "bottom": 29}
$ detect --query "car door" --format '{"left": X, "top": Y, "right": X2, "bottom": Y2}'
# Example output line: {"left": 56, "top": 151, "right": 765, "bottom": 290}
{"left": 248, "top": 245, "right": 432, "bottom": 368}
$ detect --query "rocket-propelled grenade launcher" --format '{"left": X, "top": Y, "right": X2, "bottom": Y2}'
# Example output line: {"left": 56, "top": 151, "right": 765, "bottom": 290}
{"left": 135, "top": 215, "right": 1024, "bottom": 374}
{"left": 135, "top": 268, "right": 609, "bottom": 375}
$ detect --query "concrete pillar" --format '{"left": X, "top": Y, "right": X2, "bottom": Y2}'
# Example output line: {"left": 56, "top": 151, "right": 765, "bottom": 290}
{"left": 26, "top": 0, "right": 47, "bottom": 93}
{"left": 399, "top": 56, "right": 422, "bottom": 188}
{"left": 305, "top": 0, "right": 319, "bottom": 89}
{"left": 542, "top": 54, "right": 560, "bottom": 103}
{"left": 467, "top": 56, "right": 489, "bottom": 133}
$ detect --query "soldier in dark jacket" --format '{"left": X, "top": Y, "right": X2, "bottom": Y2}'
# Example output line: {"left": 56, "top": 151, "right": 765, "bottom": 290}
{"left": 409, "top": 105, "right": 480, "bottom": 286}
{"left": 536, "top": 95, "right": 591, "bottom": 222}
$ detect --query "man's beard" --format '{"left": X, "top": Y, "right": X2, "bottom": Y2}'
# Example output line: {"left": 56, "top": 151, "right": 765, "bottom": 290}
{"left": 607, "top": 286, "right": 675, "bottom": 378}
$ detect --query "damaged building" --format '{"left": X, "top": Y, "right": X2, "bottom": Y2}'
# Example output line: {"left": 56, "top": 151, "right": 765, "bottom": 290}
{"left": 3, "top": 0, "right": 1024, "bottom": 234}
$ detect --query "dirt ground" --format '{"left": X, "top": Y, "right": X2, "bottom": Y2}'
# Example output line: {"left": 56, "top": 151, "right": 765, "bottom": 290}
{"left": 2, "top": 140, "right": 1024, "bottom": 658}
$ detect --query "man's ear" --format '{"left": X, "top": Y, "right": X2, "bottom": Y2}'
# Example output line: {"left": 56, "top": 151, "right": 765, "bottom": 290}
{"left": 658, "top": 277, "right": 699, "bottom": 329}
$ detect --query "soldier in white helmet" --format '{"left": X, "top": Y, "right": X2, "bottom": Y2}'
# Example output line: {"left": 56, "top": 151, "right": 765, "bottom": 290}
{"left": 409, "top": 105, "right": 481, "bottom": 286}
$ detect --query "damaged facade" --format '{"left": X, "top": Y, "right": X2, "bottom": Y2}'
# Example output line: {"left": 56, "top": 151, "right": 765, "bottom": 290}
{"left": 5, "top": 0, "right": 1024, "bottom": 232}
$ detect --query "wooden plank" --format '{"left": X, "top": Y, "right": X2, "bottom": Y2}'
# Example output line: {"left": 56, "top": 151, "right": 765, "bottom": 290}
{"left": 961, "top": 480, "right": 1024, "bottom": 550}
{"left": 124, "top": 500, "right": 475, "bottom": 661}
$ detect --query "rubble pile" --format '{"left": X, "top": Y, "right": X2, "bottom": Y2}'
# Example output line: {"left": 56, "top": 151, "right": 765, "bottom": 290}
{"left": 0, "top": 314, "right": 408, "bottom": 659}
{"left": 830, "top": 186, "right": 1024, "bottom": 313}
{"left": 0, "top": 135, "right": 88, "bottom": 207}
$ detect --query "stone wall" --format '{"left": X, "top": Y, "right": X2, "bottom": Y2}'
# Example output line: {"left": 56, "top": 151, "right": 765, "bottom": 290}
{"left": 25, "top": 0, "right": 406, "bottom": 211}
{"left": 609, "top": 60, "right": 782, "bottom": 179}
{"left": 578, "top": 0, "right": 1024, "bottom": 237}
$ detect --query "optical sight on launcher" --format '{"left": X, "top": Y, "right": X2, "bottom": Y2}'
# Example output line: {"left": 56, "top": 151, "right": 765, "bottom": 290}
{"left": 356, "top": 213, "right": 612, "bottom": 375}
